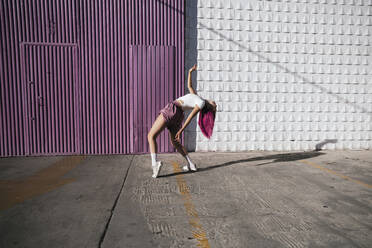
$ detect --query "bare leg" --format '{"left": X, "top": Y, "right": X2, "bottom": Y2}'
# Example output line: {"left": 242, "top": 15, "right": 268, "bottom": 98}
{"left": 169, "top": 131, "right": 188, "bottom": 157}
{"left": 148, "top": 114, "right": 167, "bottom": 178}
{"left": 148, "top": 114, "right": 167, "bottom": 153}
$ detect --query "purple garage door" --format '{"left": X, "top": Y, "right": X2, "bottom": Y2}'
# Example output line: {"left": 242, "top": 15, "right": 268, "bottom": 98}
{"left": 20, "top": 43, "right": 80, "bottom": 155}
{"left": 129, "top": 45, "right": 175, "bottom": 154}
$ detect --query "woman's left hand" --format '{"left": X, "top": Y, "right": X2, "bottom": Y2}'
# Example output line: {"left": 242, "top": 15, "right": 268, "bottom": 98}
{"left": 175, "top": 131, "right": 182, "bottom": 142}
{"left": 189, "top": 64, "right": 197, "bottom": 72}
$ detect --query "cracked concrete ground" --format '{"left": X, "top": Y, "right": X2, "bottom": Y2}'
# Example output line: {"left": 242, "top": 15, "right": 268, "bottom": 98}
{"left": 0, "top": 150, "right": 371, "bottom": 248}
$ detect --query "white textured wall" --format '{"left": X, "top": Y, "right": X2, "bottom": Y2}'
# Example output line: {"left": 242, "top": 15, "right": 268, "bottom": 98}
{"left": 185, "top": 0, "right": 372, "bottom": 152}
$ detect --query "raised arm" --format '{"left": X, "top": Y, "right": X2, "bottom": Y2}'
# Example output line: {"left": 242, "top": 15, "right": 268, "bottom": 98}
{"left": 187, "top": 64, "right": 197, "bottom": 95}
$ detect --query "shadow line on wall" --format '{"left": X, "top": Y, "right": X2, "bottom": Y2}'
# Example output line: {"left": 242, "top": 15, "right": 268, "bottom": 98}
{"left": 158, "top": 0, "right": 371, "bottom": 115}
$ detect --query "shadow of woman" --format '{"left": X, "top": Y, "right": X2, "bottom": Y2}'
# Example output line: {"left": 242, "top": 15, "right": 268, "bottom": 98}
{"left": 159, "top": 150, "right": 325, "bottom": 178}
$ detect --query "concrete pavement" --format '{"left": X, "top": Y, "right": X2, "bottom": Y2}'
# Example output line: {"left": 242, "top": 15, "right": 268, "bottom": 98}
{"left": 0, "top": 150, "right": 371, "bottom": 247}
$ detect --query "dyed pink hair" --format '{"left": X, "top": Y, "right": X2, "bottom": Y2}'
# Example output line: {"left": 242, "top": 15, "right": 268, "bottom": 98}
{"left": 198, "top": 101, "right": 216, "bottom": 139}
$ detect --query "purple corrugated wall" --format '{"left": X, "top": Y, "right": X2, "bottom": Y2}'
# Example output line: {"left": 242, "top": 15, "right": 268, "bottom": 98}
{"left": 0, "top": 0, "right": 184, "bottom": 156}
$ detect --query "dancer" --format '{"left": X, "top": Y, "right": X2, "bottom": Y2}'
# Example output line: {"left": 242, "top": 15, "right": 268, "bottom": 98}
{"left": 147, "top": 64, "right": 217, "bottom": 178}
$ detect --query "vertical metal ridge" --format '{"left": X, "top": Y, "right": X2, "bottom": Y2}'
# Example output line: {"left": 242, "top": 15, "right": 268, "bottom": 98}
{"left": 1, "top": 0, "right": 10, "bottom": 156}
{"left": 45, "top": 45, "right": 51, "bottom": 153}
{"left": 0, "top": 1, "right": 4, "bottom": 156}
{"left": 110, "top": 1, "right": 115, "bottom": 153}
{"left": 0, "top": 26, "right": 4, "bottom": 156}
{"left": 9, "top": 1, "right": 18, "bottom": 154}
{"left": 103, "top": 0, "right": 108, "bottom": 154}
{"left": 123, "top": 0, "right": 127, "bottom": 153}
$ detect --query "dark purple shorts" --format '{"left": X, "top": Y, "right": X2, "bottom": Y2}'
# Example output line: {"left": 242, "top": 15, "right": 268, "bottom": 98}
{"left": 159, "top": 100, "right": 184, "bottom": 133}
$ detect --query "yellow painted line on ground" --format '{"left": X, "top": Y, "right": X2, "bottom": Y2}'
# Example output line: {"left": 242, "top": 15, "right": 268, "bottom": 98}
{"left": 0, "top": 155, "right": 85, "bottom": 211}
{"left": 300, "top": 160, "right": 372, "bottom": 189}
{"left": 171, "top": 162, "right": 210, "bottom": 248}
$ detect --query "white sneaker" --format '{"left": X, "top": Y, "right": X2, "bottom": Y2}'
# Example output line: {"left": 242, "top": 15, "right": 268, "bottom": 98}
{"left": 189, "top": 163, "right": 197, "bottom": 172}
{"left": 152, "top": 161, "right": 163, "bottom": 178}
{"left": 182, "top": 165, "right": 190, "bottom": 172}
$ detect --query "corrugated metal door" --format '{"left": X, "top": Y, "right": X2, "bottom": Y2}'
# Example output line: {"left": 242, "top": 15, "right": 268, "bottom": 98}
{"left": 129, "top": 45, "right": 175, "bottom": 154}
{"left": 21, "top": 43, "right": 80, "bottom": 155}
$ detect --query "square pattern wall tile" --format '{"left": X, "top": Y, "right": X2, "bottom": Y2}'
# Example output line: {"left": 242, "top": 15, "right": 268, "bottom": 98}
{"left": 185, "top": 0, "right": 372, "bottom": 151}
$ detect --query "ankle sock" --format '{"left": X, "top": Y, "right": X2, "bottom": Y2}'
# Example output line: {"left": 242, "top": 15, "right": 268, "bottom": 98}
{"left": 151, "top": 153, "right": 157, "bottom": 166}
{"left": 185, "top": 155, "right": 195, "bottom": 167}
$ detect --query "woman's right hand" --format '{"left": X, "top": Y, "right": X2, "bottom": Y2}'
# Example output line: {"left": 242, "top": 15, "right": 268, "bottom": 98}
{"left": 175, "top": 130, "right": 182, "bottom": 143}
{"left": 189, "top": 64, "right": 197, "bottom": 72}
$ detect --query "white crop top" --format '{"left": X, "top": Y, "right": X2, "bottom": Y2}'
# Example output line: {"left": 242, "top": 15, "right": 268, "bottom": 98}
{"left": 176, "top": 93, "right": 205, "bottom": 110}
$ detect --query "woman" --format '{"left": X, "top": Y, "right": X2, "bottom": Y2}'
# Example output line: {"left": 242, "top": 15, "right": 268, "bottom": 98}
{"left": 147, "top": 64, "right": 217, "bottom": 178}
